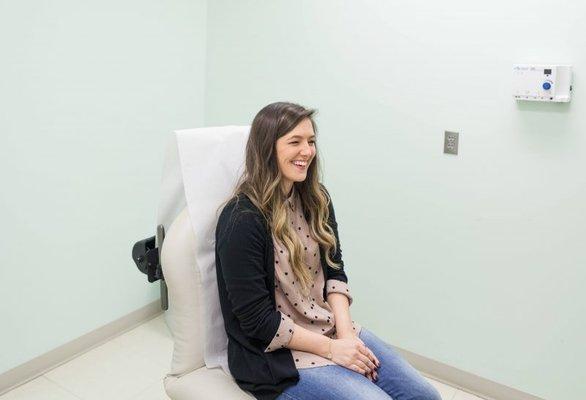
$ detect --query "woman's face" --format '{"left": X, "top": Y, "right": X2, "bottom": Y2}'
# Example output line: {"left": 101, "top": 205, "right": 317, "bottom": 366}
{"left": 275, "top": 118, "right": 316, "bottom": 194}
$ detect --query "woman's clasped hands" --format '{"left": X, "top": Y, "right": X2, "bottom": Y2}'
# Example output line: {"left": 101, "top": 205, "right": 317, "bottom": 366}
{"left": 330, "top": 336, "right": 380, "bottom": 382}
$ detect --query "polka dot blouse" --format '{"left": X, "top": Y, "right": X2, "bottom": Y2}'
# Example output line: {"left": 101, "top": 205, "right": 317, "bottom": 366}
{"left": 263, "top": 186, "right": 362, "bottom": 369}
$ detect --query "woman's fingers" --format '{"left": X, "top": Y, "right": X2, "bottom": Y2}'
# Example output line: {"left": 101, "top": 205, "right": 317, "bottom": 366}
{"left": 365, "top": 371, "right": 374, "bottom": 381}
{"left": 366, "top": 347, "right": 380, "bottom": 367}
{"left": 355, "top": 359, "right": 371, "bottom": 374}
{"left": 345, "top": 338, "right": 381, "bottom": 379}
{"left": 358, "top": 342, "right": 371, "bottom": 358}
{"left": 356, "top": 337, "right": 380, "bottom": 367}
{"left": 357, "top": 352, "right": 376, "bottom": 371}
{"left": 350, "top": 364, "right": 366, "bottom": 375}
{"left": 363, "top": 367, "right": 376, "bottom": 382}
{"left": 357, "top": 341, "right": 380, "bottom": 368}
{"left": 355, "top": 365, "right": 372, "bottom": 381}
{"left": 357, "top": 344, "right": 378, "bottom": 370}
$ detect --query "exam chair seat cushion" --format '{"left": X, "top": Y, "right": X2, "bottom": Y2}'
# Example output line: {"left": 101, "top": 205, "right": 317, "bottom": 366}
{"left": 164, "top": 367, "right": 254, "bottom": 400}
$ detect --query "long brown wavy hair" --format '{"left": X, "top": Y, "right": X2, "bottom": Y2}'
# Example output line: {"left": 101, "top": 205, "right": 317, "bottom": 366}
{"left": 216, "top": 101, "right": 341, "bottom": 297}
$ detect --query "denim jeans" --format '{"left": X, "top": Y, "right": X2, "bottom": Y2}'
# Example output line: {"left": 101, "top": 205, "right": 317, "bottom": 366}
{"left": 276, "top": 328, "right": 442, "bottom": 400}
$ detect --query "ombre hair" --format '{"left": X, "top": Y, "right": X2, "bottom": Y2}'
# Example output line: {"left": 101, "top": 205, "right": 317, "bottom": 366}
{"left": 216, "top": 101, "right": 341, "bottom": 297}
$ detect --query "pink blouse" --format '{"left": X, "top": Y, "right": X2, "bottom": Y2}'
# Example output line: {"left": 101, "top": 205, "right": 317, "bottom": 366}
{"left": 263, "top": 186, "right": 362, "bottom": 369}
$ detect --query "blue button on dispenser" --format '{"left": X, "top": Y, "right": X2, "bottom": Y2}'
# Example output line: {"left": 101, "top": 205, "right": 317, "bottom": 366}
{"left": 542, "top": 82, "right": 552, "bottom": 90}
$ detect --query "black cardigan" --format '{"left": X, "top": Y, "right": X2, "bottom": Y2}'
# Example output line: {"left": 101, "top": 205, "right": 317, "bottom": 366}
{"left": 215, "top": 184, "right": 350, "bottom": 400}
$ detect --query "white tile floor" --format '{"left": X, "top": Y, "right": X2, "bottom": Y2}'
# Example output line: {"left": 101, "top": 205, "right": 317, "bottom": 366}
{"left": 1, "top": 314, "right": 485, "bottom": 400}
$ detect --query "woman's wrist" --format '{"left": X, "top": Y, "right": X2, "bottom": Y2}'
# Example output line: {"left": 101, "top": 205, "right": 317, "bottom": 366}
{"left": 336, "top": 329, "right": 357, "bottom": 339}
{"left": 325, "top": 337, "right": 333, "bottom": 360}
{"left": 320, "top": 335, "right": 333, "bottom": 359}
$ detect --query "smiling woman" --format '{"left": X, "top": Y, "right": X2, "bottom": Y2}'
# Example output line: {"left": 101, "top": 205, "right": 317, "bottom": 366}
{"left": 214, "top": 102, "right": 440, "bottom": 400}
{"left": 214, "top": 102, "right": 341, "bottom": 300}
{"left": 276, "top": 118, "right": 316, "bottom": 197}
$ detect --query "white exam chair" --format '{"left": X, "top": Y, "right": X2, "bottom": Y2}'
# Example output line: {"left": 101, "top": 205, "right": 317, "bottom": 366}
{"left": 152, "top": 126, "right": 256, "bottom": 399}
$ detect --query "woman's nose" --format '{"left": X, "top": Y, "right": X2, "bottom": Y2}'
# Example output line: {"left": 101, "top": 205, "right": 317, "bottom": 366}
{"left": 300, "top": 143, "right": 313, "bottom": 156}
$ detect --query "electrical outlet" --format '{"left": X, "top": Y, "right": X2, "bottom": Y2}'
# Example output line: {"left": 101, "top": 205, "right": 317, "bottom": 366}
{"left": 444, "top": 131, "right": 459, "bottom": 155}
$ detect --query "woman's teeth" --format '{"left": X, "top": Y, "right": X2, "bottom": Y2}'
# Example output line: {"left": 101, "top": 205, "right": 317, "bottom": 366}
{"left": 291, "top": 161, "right": 307, "bottom": 170}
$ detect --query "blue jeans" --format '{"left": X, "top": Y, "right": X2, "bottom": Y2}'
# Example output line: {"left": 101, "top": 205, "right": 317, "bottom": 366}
{"left": 276, "top": 328, "right": 442, "bottom": 400}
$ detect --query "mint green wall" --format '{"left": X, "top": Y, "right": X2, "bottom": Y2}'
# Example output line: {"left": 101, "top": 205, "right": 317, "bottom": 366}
{"left": 0, "top": 0, "right": 207, "bottom": 373}
{"left": 204, "top": 2, "right": 585, "bottom": 400}
{"left": 2, "top": 1, "right": 583, "bottom": 399}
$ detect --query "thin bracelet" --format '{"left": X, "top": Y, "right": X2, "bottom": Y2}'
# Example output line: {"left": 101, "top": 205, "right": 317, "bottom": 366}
{"left": 326, "top": 338, "right": 333, "bottom": 360}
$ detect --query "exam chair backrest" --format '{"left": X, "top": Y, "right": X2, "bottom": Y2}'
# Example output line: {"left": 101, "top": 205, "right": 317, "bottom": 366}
{"left": 161, "top": 207, "right": 205, "bottom": 375}
{"left": 156, "top": 126, "right": 251, "bottom": 377}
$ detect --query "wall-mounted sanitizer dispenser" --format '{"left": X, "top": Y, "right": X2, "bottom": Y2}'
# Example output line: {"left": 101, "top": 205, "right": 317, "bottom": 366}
{"left": 513, "top": 64, "right": 573, "bottom": 102}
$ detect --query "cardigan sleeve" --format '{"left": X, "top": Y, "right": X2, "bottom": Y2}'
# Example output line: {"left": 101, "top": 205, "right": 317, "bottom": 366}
{"left": 263, "top": 312, "right": 296, "bottom": 352}
{"left": 216, "top": 207, "right": 282, "bottom": 344}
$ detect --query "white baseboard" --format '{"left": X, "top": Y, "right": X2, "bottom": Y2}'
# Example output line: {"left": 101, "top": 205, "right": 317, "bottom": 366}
{"left": 1, "top": 301, "right": 546, "bottom": 400}
{"left": 0, "top": 300, "right": 162, "bottom": 396}
{"left": 395, "top": 345, "right": 546, "bottom": 400}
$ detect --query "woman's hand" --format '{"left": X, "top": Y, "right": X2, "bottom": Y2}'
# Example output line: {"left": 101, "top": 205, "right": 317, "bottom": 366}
{"left": 330, "top": 336, "right": 380, "bottom": 381}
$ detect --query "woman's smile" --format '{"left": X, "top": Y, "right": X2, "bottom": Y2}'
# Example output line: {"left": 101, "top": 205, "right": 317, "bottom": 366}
{"left": 291, "top": 160, "right": 308, "bottom": 172}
